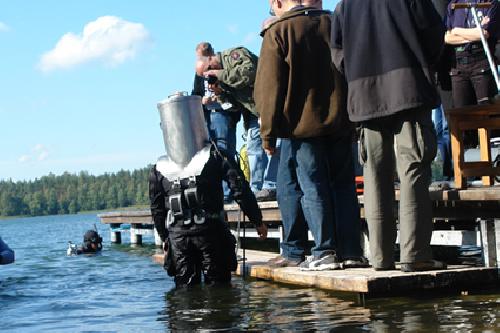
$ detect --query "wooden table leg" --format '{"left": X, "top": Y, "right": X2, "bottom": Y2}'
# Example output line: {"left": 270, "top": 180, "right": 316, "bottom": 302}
{"left": 449, "top": 118, "right": 465, "bottom": 189}
{"left": 479, "top": 128, "right": 493, "bottom": 186}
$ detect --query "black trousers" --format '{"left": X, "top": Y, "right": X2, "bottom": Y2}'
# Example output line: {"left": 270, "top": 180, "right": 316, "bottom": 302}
{"left": 450, "top": 58, "right": 496, "bottom": 107}
{"left": 167, "top": 222, "right": 237, "bottom": 287}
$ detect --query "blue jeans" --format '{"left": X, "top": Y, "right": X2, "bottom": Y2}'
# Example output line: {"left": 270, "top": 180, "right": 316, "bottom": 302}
{"left": 290, "top": 137, "right": 337, "bottom": 257}
{"left": 246, "top": 115, "right": 268, "bottom": 193}
{"left": 277, "top": 139, "right": 308, "bottom": 261}
{"left": 278, "top": 136, "right": 362, "bottom": 259}
{"left": 328, "top": 135, "right": 363, "bottom": 259}
{"left": 263, "top": 139, "right": 280, "bottom": 190}
{"left": 432, "top": 105, "right": 452, "bottom": 179}
{"left": 208, "top": 110, "right": 237, "bottom": 199}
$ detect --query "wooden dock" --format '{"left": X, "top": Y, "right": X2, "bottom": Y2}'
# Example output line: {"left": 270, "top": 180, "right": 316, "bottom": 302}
{"left": 100, "top": 185, "right": 500, "bottom": 296}
{"left": 99, "top": 186, "right": 500, "bottom": 268}
{"left": 152, "top": 249, "right": 499, "bottom": 297}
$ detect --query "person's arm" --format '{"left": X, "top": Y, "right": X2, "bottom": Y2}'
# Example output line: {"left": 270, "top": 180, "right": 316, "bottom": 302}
{"left": 216, "top": 49, "right": 258, "bottom": 89}
{"left": 330, "top": 3, "right": 345, "bottom": 74}
{"left": 148, "top": 166, "right": 168, "bottom": 243}
{"left": 221, "top": 154, "right": 267, "bottom": 239}
{"left": 254, "top": 30, "right": 286, "bottom": 151}
{"left": 445, "top": 30, "right": 474, "bottom": 44}
{"left": 0, "top": 238, "right": 15, "bottom": 265}
{"left": 450, "top": 26, "right": 489, "bottom": 41}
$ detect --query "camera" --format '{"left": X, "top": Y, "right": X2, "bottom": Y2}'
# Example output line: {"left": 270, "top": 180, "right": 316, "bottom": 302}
{"left": 206, "top": 75, "right": 218, "bottom": 85}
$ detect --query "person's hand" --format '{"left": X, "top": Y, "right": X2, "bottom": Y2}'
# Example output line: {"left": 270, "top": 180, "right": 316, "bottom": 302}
{"left": 265, "top": 147, "right": 275, "bottom": 155}
{"left": 256, "top": 223, "right": 268, "bottom": 240}
{"left": 204, "top": 69, "right": 222, "bottom": 78}
{"left": 202, "top": 96, "right": 211, "bottom": 105}
{"left": 481, "top": 16, "right": 490, "bottom": 27}
{"left": 208, "top": 83, "right": 223, "bottom": 95}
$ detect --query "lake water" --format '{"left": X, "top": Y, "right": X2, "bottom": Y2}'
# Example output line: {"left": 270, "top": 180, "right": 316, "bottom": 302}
{"left": 1, "top": 214, "right": 499, "bottom": 332}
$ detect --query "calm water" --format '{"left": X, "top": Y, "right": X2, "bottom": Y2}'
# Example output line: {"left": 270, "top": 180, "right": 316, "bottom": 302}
{"left": 0, "top": 214, "right": 499, "bottom": 332}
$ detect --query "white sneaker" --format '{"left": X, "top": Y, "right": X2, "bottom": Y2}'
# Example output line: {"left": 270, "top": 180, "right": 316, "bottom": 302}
{"left": 299, "top": 251, "right": 342, "bottom": 271}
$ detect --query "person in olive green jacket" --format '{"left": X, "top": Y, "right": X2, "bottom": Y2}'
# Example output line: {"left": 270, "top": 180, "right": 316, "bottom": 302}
{"left": 197, "top": 47, "right": 276, "bottom": 200}
{"left": 197, "top": 47, "right": 258, "bottom": 117}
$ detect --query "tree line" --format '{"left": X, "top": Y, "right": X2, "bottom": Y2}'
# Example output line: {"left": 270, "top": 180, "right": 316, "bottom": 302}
{"left": 0, "top": 168, "right": 151, "bottom": 217}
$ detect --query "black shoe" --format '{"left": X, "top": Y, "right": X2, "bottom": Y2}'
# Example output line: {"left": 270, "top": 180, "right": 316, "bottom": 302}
{"left": 343, "top": 257, "right": 370, "bottom": 269}
{"left": 400, "top": 260, "right": 447, "bottom": 272}
{"left": 373, "top": 264, "right": 396, "bottom": 271}
{"left": 267, "top": 255, "right": 301, "bottom": 268}
{"left": 255, "top": 188, "right": 277, "bottom": 202}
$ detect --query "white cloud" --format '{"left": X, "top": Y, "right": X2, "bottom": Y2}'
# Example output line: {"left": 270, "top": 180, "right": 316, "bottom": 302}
{"left": 242, "top": 32, "right": 258, "bottom": 45}
{"left": 38, "top": 16, "right": 151, "bottom": 72}
{"left": 0, "top": 22, "right": 10, "bottom": 32}
{"left": 18, "top": 144, "right": 50, "bottom": 164}
{"left": 18, "top": 155, "right": 31, "bottom": 163}
{"left": 226, "top": 24, "right": 239, "bottom": 35}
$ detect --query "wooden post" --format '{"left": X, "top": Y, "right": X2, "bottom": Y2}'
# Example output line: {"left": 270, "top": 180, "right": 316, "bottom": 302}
{"left": 110, "top": 223, "right": 122, "bottom": 244}
{"left": 496, "top": 219, "right": 500, "bottom": 269}
{"left": 480, "top": 219, "right": 497, "bottom": 267}
{"left": 130, "top": 224, "right": 143, "bottom": 245}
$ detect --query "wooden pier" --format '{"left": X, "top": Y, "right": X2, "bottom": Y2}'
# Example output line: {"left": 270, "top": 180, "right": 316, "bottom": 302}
{"left": 151, "top": 249, "right": 499, "bottom": 297}
{"left": 99, "top": 185, "right": 500, "bottom": 296}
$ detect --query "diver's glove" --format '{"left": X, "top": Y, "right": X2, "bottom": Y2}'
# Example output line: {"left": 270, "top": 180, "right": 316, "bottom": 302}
{"left": 254, "top": 221, "right": 268, "bottom": 240}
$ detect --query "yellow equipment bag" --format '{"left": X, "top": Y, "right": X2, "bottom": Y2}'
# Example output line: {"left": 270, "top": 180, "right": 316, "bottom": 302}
{"left": 239, "top": 144, "right": 250, "bottom": 182}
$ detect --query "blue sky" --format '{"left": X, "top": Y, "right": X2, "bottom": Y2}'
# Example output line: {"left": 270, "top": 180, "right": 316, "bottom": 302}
{"left": 0, "top": 1, "right": 339, "bottom": 181}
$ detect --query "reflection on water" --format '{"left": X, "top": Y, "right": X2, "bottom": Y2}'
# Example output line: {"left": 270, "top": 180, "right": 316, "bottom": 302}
{"left": 0, "top": 214, "right": 499, "bottom": 332}
{"left": 159, "top": 279, "right": 500, "bottom": 332}
{"left": 160, "top": 280, "right": 371, "bottom": 332}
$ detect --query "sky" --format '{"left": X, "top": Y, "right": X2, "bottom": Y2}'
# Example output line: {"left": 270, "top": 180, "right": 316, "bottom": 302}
{"left": 0, "top": 1, "right": 339, "bottom": 182}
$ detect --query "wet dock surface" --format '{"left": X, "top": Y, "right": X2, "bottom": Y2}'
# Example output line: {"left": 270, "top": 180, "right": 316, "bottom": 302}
{"left": 153, "top": 250, "right": 499, "bottom": 297}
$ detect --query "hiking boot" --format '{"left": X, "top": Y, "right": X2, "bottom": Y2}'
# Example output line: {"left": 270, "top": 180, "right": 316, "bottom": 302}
{"left": 268, "top": 255, "right": 301, "bottom": 268}
{"left": 299, "top": 251, "right": 342, "bottom": 271}
{"left": 400, "top": 260, "right": 447, "bottom": 272}
{"left": 255, "top": 188, "right": 277, "bottom": 202}
{"left": 343, "top": 257, "right": 370, "bottom": 269}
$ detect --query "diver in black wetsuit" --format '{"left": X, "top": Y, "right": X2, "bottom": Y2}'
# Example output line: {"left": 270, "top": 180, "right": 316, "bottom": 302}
{"left": 67, "top": 230, "right": 103, "bottom": 255}
{"left": 150, "top": 93, "right": 267, "bottom": 287}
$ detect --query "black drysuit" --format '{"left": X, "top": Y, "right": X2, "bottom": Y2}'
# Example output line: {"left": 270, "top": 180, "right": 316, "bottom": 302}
{"left": 149, "top": 145, "right": 263, "bottom": 286}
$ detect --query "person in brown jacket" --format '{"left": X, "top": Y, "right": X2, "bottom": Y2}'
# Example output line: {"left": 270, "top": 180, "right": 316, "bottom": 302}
{"left": 255, "top": 0, "right": 364, "bottom": 270}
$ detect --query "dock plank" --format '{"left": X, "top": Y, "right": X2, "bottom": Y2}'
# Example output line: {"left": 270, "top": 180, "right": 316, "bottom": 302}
{"left": 152, "top": 250, "right": 499, "bottom": 296}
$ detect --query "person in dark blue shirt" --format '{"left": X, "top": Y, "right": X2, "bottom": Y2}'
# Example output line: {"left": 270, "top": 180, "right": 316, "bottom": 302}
{"left": 0, "top": 236, "right": 15, "bottom": 265}
{"left": 445, "top": 0, "right": 499, "bottom": 107}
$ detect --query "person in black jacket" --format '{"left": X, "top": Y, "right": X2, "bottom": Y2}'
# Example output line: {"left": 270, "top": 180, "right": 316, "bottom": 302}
{"left": 150, "top": 93, "right": 267, "bottom": 286}
{"left": 331, "top": 0, "right": 447, "bottom": 272}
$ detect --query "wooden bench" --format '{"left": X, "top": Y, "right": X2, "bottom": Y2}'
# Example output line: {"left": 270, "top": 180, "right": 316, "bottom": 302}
{"left": 445, "top": 103, "right": 500, "bottom": 189}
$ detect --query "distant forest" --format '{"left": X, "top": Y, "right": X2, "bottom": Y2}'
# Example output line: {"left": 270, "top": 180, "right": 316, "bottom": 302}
{"left": 0, "top": 167, "right": 151, "bottom": 217}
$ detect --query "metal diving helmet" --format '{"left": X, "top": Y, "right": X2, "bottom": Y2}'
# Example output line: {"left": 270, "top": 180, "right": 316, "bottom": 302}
{"left": 156, "top": 92, "right": 211, "bottom": 179}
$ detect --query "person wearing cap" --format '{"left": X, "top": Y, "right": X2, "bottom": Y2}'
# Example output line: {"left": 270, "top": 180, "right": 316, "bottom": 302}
{"left": 445, "top": 0, "right": 499, "bottom": 107}
{"left": 0, "top": 236, "right": 15, "bottom": 265}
